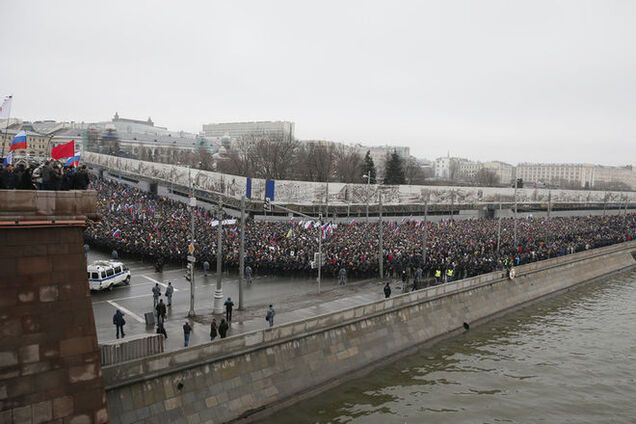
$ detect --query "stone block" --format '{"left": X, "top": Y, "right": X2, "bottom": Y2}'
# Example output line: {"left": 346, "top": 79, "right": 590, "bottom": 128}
{"left": 39, "top": 285, "right": 59, "bottom": 302}
{"left": 53, "top": 395, "right": 74, "bottom": 419}
{"left": 95, "top": 408, "right": 108, "bottom": 424}
{"left": 19, "top": 344, "right": 40, "bottom": 364}
{"left": 69, "top": 414, "right": 91, "bottom": 424}
{"left": 0, "top": 350, "right": 18, "bottom": 367}
{"left": 60, "top": 336, "right": 95, "bottom": 358}
{"left": 32, "top": 400, "right": 52, "bottom": 424}
{"left": 69, "top": 363, "right": 97, "bottom": 384}
{"left": 12, "top": 405, "right": 32, "bottom": 423}
{"left": 17, "top": 256, "right": 52, "bottom": 276}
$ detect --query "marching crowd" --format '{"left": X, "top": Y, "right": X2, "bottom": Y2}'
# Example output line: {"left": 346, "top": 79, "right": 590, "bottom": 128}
{"left": 86, "top": 179, "right": 635, "bottom": 282}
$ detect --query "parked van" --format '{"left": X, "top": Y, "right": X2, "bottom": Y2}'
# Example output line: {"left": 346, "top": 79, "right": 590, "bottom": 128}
{"left": 87, "top": 260, "right": 131, "bottom": 291}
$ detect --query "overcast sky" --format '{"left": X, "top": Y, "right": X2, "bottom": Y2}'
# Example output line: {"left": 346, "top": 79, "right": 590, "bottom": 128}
{"left": 1, "top": 0, "right": 635, "bottom": 165}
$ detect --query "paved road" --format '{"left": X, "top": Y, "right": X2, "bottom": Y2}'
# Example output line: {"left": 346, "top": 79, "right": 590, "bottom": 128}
{"left": 88, "top": 250, "right": 385, "bottom": 352}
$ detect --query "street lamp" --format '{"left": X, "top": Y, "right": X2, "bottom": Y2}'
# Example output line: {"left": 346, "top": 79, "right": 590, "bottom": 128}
{"left": 362, "top": 173, "right": 371, "bottom": 221}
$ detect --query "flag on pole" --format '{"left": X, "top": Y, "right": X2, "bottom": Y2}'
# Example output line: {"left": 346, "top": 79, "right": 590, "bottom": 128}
{"left": 2, "top": 152, "right": 12, "bottom": 166}
{"left": 65, "top": 151, "right": 81, "bottom": 167}
{"left": 51, "top": 140, "right": 75, "bottom": 160}
{"left": 10, "top": 130, "right": 27, "bottom": 151}
{"left": 0, "top": 96, "right": 12, "bottom": 119}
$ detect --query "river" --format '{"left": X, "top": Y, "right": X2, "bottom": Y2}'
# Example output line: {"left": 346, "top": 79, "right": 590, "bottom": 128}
{"left": 265, "top": 269, "right": 636, "bottom": 424}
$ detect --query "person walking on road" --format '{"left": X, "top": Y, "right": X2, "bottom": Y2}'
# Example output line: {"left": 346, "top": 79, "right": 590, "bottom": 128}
{"left": 245, "top": 265, "right": 253, "bottom": 285}
{"left": 338, "top": 267, "right": 347, "bottom": 286}
{"left": 155, "top": 298, "right": 167, "bottom": 324}
{"left": 183, "top": 321, "right": 192, "bottom": 347}
{"left": 224, "top": 297, "right": 234, "bottom": 322}
{"left": 113, "top": 309, "right": 126, "bottom": 339}
{"left": 203, "top": 260, "right": 210, "bottom": 276}
{"left": 218, "top": 318, "right": 229, "bottom": 338}
{"left": 156, "top": 321, "right": 167, "bottom": 339}
{"left": 165, "top": 282, "right": 174, "bottom": 307}
{"left": 152, "top": 283, "right": 161, "bottom": 308}
{"left": 384, "top": 282, "right": 392, "bottom": 299}
{"left": 210, "top": 319, "right": 218, "bottom": 341}
{"left": 266, "top": 304, "right": 276, "bottom": 327}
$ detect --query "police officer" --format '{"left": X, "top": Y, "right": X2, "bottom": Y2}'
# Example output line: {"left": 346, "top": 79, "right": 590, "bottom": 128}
{"left": 434, "top": 269, "right": 442, "bottom": 284}
{"left": 446, "top": 267, "right": 454, "bottom": 283}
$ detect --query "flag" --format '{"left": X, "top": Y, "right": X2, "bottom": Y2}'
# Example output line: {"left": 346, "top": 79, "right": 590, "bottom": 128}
{"left": 10, "top": 130, "right": 27, "bottom": 151}
{"left": 112, "top": 229, "right": 122, "bottom": 239}
{"left": 51, "top": 140, "right": 75, "bottom": 160}
{"left": 65, "top": 152, "right": 81, "bottom": 167}
{"left": 0, "top": 96, "right": 12, "bottom": 119}
{"left": 2, "top": 152, "right": 12, "bottom": 166}
{"left": 286, "top": 228, "right": 293, "bottom": 238}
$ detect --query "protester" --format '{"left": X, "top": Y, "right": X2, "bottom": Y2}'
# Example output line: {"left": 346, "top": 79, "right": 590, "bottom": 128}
{"left": 152, "top": 283, "right": 161, "bottom": 308}
{"left": 156, "top": 298, "right": 167, "bottom": 324}
{"left": 384, "top": 282, "right": 392, "bottom": 298}
{"left": 266, "top": 304, "right": 276, "bottom": 327}
{"left": 165, "top": 282, "right": 174, "bottom": 307}
{"left": 224, "top": 297, "right": 234, "bottom": 322}
{"left": 183, "top": 321, "right": 192, "bottom": 347}
{"left": 210, "top": 318, "right": 218, "bottom": 341}
{"left": 113, "top": 309, "right": 126, "bottom": 339}
{"left": 157, "top": 321, "right": 167, "bottom": 339}
{"left": 218, "top": 319, "right": 229, "bottom": 338}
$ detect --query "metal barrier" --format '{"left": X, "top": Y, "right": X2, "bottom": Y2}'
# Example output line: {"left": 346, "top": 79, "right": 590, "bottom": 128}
{"left": 100, "top": 334, "right": 164, "bottom": 366}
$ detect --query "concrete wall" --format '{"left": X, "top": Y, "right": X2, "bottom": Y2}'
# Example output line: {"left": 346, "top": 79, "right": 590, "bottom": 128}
{"left": 0, "top": 190, "right": 108, "bottom": 424}
{"left": 102, "top": 241, "right": 636, "bottom": 424}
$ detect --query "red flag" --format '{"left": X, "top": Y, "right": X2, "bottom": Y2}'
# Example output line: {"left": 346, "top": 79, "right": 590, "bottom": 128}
{"left": 51, "top": 140, "right": 75, "bottom": 160}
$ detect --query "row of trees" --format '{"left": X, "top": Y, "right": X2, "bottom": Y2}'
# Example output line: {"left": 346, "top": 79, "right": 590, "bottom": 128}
{"left": 216, "top": 135, "right": 426, "bottom": 184}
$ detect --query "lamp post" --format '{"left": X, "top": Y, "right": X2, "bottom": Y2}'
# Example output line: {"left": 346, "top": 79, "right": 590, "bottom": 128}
{"left": 513, "top": 178, "right": 518, "bottom": 248}
{"left": 187, "top": 167, "right": 196, "bottom": 317}
{"left": 238, "top": 195, "right": 245, "bottom": 310}
{"left": 212, "top": 197, "right": 224, "bottom": 314}
{"left": 362, "top": 173, "right": 371, "bottom": 222}
{"left": 378, "top": 191, "right": 383, "bottom": 279}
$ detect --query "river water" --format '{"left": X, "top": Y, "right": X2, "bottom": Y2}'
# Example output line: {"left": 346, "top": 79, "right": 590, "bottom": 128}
{"left": 266, "top": 269, "right": 636, "bottom": 424}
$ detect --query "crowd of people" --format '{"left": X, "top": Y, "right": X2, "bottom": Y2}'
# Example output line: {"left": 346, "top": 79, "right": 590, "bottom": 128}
{"left": 0, "top": 159, "right": 90, "bottom": 190}
{"left": 86, "top": 179, "right": 635, "bottom": 281}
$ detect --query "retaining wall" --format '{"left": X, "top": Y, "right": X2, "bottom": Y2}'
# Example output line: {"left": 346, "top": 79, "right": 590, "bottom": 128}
{"left": 103, "top": 241, "right": 636, "bottom": 424}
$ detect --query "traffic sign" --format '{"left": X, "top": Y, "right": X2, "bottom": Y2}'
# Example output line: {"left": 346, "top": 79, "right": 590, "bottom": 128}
{"left": 264, "top": 197, "right": 272, "bottom": 212}
{"left": 187, "top": 255, "right": 196, "bottom": 263}
{"left": 188, "top": 243, "right": 195, "bottom": 255}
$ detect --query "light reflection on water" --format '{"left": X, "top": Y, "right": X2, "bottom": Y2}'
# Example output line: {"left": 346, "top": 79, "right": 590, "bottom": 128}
{"left": 265, "top": 270, "right": 636, "bottom": 424}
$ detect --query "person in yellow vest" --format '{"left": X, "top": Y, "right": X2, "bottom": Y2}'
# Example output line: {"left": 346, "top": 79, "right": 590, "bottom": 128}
{"left": 434, "top": 269, "right": 442, "bottom": 284}
{"left": 446, "top": 267, "right": 454, "bottom": 283}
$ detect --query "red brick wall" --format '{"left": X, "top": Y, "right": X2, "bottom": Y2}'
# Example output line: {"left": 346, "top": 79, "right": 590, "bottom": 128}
{"left": 0, "top": 226, "right": 108, "bottom": 424}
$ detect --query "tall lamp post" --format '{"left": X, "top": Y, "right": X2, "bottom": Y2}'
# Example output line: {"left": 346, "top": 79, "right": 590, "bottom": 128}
{"left": 187, "top": 167, "right": 196, "bottom": 317}
{"left": 212, "top": 197, "right": 224, "bottom": 314}
{"left": 362, "top": 173, "right": 371, "bottom": 222}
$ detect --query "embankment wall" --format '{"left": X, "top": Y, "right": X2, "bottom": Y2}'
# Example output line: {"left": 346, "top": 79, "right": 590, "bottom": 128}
{"left": 103, "top": 241, "right": 636, "bottom": 424}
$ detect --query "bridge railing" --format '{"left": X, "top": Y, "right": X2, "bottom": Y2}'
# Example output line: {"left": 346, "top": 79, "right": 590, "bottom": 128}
{"left": 99, "top": 333, "right": 164, "bottom": 366}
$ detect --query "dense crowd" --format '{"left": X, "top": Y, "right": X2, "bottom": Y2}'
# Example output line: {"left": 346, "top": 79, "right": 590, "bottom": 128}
{"left": 0, "top": 160, "right": 90, "bottom": 190}
{"left": 85, "top": 179, "right": 635, "bottom": 280}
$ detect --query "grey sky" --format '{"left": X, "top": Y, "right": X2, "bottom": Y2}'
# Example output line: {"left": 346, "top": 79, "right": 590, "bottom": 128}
{"left": 1, "top": 0, "right": 635, "bottom": 165}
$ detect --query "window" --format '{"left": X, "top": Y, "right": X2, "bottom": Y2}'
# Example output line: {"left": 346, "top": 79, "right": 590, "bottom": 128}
{"left": 114, "top": 266, "right": 122, "bottom": 274}
{"left": 100, "top": 272, "right": 106, "bottom": 279}
{"left": 87, "top": 272, "right": 91, "bottom": 279}
{"left": 106, "top": 268, "right": 115, "bottom": 277}
{"left": 91, "top": 272, "right": 99, "bottom": 279}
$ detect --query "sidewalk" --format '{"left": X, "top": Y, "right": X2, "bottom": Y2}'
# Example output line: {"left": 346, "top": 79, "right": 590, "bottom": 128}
{"left": 149, "top": 278, "right": 402, "bottom": 353}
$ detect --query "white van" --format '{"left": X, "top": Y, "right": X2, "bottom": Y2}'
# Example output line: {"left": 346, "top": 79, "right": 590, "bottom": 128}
{"left": 87, "top": 260, "right": 131, "bottom": 291}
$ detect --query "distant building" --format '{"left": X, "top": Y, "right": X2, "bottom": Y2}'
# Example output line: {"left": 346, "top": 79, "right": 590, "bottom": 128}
{"left": 482, "top": 161, "right": 514, "bottom": 185}
{"left": 516, "top": 163, "right": 597, "bottom": 188}
{"left": 202, "top": 121, "right": 295, "bottom": 142}
{"left": 0, "top": 124, "right": 50, "bottom": 157}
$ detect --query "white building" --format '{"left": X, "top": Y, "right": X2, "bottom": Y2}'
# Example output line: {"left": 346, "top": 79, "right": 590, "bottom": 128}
{"left": 202, "top": 121, "right": 295, "bottom": 142}
{"left": 516, "top": 163, "right": 597, "bottom": 188}
{"left": 482, "top": 161, "right": 514, "bottom": 185}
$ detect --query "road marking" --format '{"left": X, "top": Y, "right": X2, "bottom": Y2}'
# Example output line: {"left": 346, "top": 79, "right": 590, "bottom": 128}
{"left": 141, "top": 275, "right": 180, "bottom": 291}
{"left": 106, "top": 300, "right": 145, "bottom": 323}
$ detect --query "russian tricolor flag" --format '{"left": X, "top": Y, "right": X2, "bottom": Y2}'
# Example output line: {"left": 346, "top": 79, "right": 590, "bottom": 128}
{"left": 10, "top": 130, "right": 27, "bottom": 151}
{"left": 65, "top": 152, "right": 81, "bottom": 167}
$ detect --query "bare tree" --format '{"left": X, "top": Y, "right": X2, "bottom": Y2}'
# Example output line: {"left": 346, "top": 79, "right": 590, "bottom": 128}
{"left": 294, "top": 142, "right": 336, "bottom": 181}
{"left": 473, "top": 169, "right": 499, "bottom": 186}
{"left": 448, "top": 159, "right": 461, "bottom": 181}
{"left": 334, "top": 145, "right": 363, "bottom": 183}
{"left": 251, "top": 134, "right": 299, "bottom": 179}
{"left": 404, "top": 157, "right": 424, "bottom": 185}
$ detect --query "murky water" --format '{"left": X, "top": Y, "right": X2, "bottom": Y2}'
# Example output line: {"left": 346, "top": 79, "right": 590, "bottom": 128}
{"left": 267, "top": 269, "right": 636, "bottom": 424}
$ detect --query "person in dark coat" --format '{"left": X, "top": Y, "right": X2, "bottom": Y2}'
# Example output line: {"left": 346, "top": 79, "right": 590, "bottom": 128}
{"left": 384, "top": 282, "right": 391, "bottom": 299}
{"left": 113, "top": 309, "right": 126, "bottom": 339}
{"left": 224, "top": 297, "right": 234, "bottom": 322}
{"left": 0, "top": 164, "right": 17, "bottom": 189}
{"left": 210, "top": 318, "right": 218, "bottom": 341}
{"left": 73, "top": 165, "right": 90, "bottom": 189}
{"left": 218, "top": 319, "right": 229, "bottom": 338}
{"left": 156, "top": 321, "right": 167, "bottom": 339}
{"left": 183, "top": 321, "right": 192, "bottom": 347}
{"left": 15, "top": 164, "right": 34, "bottom": 190}
{"left": 155, "top": 298, "right": 167, "bottom": 324}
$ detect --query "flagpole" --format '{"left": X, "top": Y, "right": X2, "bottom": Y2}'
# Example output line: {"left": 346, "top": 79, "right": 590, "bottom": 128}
{"left": 1, "top": 95, "right": 13, "bottom": 158}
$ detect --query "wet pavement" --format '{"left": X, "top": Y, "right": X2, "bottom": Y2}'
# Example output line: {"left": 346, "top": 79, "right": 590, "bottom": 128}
{"left": 89, "top": 250, "right": 392, "bottom": 353}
